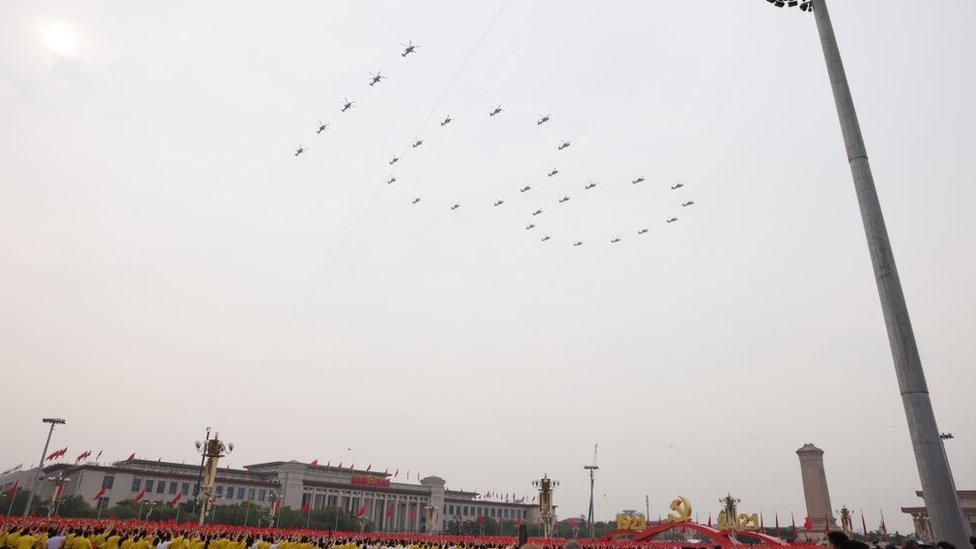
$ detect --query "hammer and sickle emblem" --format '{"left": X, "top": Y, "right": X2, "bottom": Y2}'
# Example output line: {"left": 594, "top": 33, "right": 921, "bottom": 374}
{"left": 667, "top": 496, "right": 693, "bottom": 523}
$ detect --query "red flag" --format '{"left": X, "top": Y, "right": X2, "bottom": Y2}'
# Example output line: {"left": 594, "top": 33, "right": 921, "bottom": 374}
{"left": 4, "top": 480, "right": 19, "bottom": 496}
{"left": 357, "top": 504, "right": 367, "bottom": 518}
{"left": 92, "top": 486, "right": 107, "bottom": 501}
{"left": 386, "top": 506, "right": 394, "bottom": 518}
{"left": 126, "top": 453, "right": 136, "bottom": 463}
{"left": 310, "top": 459, "right": 318, "bottom": 466}
{"left": 803, "top": 516, "right": 812, "bottom": 530}
{"left": 301, "top": 501, "right": 311, "bottom": 513}
{"left": 168, "top": 493, "right": 183, "bottom": 507}
{"left": 56, "top": 447, "right": 67, "bottom": 459}
{"left": 133, "top": 489, "right": 146, "bottom": 502}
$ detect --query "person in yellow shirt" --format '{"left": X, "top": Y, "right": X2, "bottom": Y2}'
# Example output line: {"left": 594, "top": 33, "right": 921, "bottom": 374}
{"left": 9, "top": 529, "right": 24, "bottom": 549}
{"left": 16, "top": 530, "right": 37, "bottom": 549}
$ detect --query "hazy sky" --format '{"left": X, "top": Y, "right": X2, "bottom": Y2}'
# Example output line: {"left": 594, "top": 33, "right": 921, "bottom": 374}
{"left": 2, "top": 1, "right": 974, "bottom": 533}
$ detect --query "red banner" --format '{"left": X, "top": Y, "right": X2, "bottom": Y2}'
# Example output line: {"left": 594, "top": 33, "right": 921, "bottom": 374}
{"left": 350, "top": 475, "right": 390, "bottom": 488}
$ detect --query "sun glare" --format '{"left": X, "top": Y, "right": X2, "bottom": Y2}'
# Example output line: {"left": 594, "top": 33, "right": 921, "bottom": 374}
{"left": 42, "top": 22, "right": 77, "bottom": 57}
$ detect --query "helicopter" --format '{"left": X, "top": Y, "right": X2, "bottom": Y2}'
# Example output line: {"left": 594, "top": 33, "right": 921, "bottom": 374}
{"left": 666, "top": 217, "right": 678, "bottom": 223}
{"left": 682, "top": 200, "right": 695, "bottom": 207}
{"left": 493, "top": 200, "right": 505, "bottom": 207}
{"left": 489, "top": 105, "right": 503, "bottom": 117}
{"left": 520, "top": 185, "right": 531, "bottom": 193}
{"left": 294, "top": 145, "right": 305, "bottom": 157}
{"left": 401, "top": 41, "right": 418, "bottom": 57}
{"left": 340, "top": 98, "right": 355, "bottom": 112}
{"left": 558, "top": 196, "right": 570, "bottom": 204}
{"left": 638, "top": 228, "right": 649, "bottom": 235}
{"left": 537, "top": 114, "right": 550, "bottom": 125}
{"left": 369, "top": 72, "right": 384, "bottom": 86}
{"left": 541, "top": 235, "right": 551, "bottom": 242}
{"left": 632, "top": 176, "right": 645, "bottom": 184}
{"left": 547, "top": 168, "right": 559, "bottom": 177}
{"left": 316, "top": 122, "right": 329, "bottom": 134}
{"left": 573, "top": 241, "right": 583, "bottom": 247}
{"left": 525, "top": 224, "right": 536, "bottom": 230}
{"left": 440, "top": 115, "right": 453, "bottom": 126}
{"left": 611, "top": 237, "right": 621, "bottom": 244}
{"left": 389, "top": 156, "right": 399, "bottom": 165}
{"left": 584, "top": 181, "right": 597, "bottom": 190}
{"left": 450, "top": 203, "right": 460, "bottom": 210}
{"left": 387, "top": 176, "right": 396, "bottom": 184}
{"left": 412, "top": 197, "right": 421, "bottom": 205}
{"left": 557, "top": 141, "right": 571, "bottom": 150}
{"left": 532, "top": 209, "right": 543, "bottom": 216}
{"left": 671, "top": 182, "right": 685, "bottom": 190}
{"left": 412, "top": 139, "right": 423, "bottom": 149}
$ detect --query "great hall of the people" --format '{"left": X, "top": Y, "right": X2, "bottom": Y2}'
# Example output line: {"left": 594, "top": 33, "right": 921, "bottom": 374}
{"left": 0, "top": 459, "right": 538, "bottom": 533}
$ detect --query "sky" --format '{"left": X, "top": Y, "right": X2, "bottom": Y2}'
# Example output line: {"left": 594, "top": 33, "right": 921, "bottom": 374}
{"left": 2, "top": 0, "right": 975, "bottom": 534}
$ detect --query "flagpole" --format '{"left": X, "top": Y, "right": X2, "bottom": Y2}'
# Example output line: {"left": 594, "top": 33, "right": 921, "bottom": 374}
{"left": 6, "top": 490, "right": 16, "bottom": 516}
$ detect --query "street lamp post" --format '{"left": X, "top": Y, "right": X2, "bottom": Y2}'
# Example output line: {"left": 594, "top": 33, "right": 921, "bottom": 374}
{"left": 768, "top": 2, "right": 971, "bottom": 546}
{"left": 23, "top": 417, "right": 65, "bottom": 517}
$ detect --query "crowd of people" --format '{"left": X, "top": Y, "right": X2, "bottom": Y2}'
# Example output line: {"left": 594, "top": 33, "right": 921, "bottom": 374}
{"left": 4, "top": 517, "right": 972, "bottom": 549}
{"left": 824, "top": 531, "right": 976, "bottom": 549}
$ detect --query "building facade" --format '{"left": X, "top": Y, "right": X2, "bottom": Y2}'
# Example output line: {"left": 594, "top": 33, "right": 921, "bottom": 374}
{"left": 901, "top": 490, "right": 976, "bottom": 540}
{"left": 0, "top": 459, "right": 537, "bottom": 533}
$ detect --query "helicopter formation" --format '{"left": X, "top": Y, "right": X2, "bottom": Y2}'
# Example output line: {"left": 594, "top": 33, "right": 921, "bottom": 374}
{"left": 292, "top": 39, "right": 698, "bottom": 248}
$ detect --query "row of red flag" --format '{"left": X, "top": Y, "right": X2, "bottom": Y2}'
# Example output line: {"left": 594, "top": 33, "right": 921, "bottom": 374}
{"left": 700, "top": 510, "right": 888, "bottom": 536}
{"left": 307, "top": 460, "right": 423, "bottom": 482}
{"left": 43, "top": 449, "right": 139, "bottom": 464}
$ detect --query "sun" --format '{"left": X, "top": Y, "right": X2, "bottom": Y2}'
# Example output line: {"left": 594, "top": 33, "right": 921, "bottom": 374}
{"left": 42, "top": 22, "right": 77, "bottom": 57}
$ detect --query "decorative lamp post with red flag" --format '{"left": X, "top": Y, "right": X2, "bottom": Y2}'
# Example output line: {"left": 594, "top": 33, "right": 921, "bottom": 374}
{"left": 46, "top": 472, "right": 70, "bottom": 518}
{"left": 193, "top": 431, "right": 233, "bottom": 525}
{"left": 531, "top": 474, "right": 559, "bottom": 538}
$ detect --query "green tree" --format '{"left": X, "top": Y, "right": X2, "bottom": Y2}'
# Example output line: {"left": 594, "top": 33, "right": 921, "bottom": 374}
{"left": 276, "top": 506, "right": 364, "bottom": 531}
{"left": 1, "top": 489, "right": 33, "bottom": 517}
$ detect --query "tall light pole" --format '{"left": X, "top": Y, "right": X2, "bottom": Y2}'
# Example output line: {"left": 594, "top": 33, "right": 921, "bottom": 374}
{"left": 23, "top": 417, "right": 65, "bottom": 517}
{"left": 584, "top": 443, "right": 598, "bottom": 538}
{"left": 768, "top": 1, "right": 970, "bottom": 546}
{"left": 584, "top": 465, "right": 598, "bottom": 538}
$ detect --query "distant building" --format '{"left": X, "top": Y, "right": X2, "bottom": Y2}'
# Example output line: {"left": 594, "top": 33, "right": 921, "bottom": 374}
{"left": 0, "top": 459, "right": 536, "bottom": 533}
{"left": 900, "top": 490, "right": 976, "bottom": 539}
